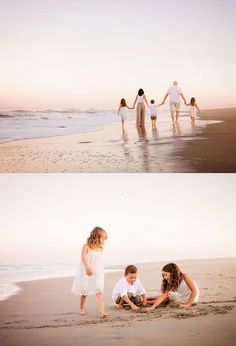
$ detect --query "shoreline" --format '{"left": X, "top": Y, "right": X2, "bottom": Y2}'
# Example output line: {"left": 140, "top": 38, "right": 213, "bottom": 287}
{"left": 0, "top": 110, "right": 217, "bottom": 173}
{"left": 0, "top": 257, "right": 235, "bottom": 345}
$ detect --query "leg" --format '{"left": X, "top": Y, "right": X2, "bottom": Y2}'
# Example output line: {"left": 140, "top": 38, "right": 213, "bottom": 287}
{"left": 80, "top": 295, "right": 87, "bottom": 315}
{"left": 171, "top": 111, "right": 175, "bottom": 124}
{"left": 141, "top": 103, "right": 145, "bottom": 126}
{"left": 136, "top": 104, "right": 141, "bottom": 127}
{"left": 175, "top": 111, "right": 179, "bottom": 124}
{"left": 121, "top": 118, "right": 125, "bottom": 130}
{"left": 96, "top": 292, "right": 110, "bottom": 318}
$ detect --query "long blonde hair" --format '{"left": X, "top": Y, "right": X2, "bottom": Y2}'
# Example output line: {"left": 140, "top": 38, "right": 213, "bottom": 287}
{"left": 86, "top": 226, "right": 107, "bottom": 250}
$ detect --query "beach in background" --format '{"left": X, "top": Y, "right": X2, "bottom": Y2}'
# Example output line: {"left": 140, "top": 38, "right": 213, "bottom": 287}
{"left": 0, "top": 257, "right": 235, "bottom": 346}
{"left": 1, "top": 107, "right": 232, "bottom": 173}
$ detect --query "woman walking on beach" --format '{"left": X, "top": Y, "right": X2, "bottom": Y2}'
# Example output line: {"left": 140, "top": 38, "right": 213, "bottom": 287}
{"left": 71, "top": 226, "right": 110, "bottom": 318}
{"left": 133, "top": 89, "right": 148, "bottom": 127}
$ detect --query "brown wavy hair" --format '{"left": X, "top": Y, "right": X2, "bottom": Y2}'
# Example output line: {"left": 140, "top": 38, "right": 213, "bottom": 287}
{"left": 120, "top": 98, "right": 127, "bottom": 107}
{"left": 161, "top": 263, "right": 184, "bottom": 293}
{"left": 86, "top": 226, "right": 107, "bottom": 250}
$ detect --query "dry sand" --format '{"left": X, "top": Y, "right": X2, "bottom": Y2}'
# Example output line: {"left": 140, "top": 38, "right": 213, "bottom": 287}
{"left": 0, "top": 257, "right": 236, "bottom": 346}
{"left": 1, "top": 107, "right": 235, "bottom": 173}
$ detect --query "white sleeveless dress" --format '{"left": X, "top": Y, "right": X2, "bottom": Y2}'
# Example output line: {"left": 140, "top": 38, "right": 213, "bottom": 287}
{"left": 168, "top": 278, "right": 199, "bottom": 304}
{"left": 71, "top": 248, "right": 104, "bottom": 296}
{"left": 189, "top": 105, "right": 197, "bottom": 117}
{"left": 119, "top": 106, "right": 128, "bottom": 120}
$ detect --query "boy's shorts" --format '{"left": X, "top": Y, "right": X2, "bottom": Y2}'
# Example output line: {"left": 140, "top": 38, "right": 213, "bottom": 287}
{"left": 115, "top": 294, "right": 142, "bottom": 306}
{"left": 150, "top": 116, "right": 157, "bottom": 120}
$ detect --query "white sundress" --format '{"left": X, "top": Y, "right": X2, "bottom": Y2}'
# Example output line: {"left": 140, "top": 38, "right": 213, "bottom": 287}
{"left": 119, "top": 106, "right": 128, "bottom": 120}
{"left": 189, "top": 105, "right": 197, "bottom": 118}
{"left": 168, "top": 278, "right": 200, "bottom": 304}
{"left": 71, "top": 248, "right": 104, "bottom": 296}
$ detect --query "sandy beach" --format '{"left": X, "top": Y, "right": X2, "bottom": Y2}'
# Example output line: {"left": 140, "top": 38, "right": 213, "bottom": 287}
{"left": 0, "top": 107, "right": 235, "bottom": 173}
{"left": 0, "top": 257, "right": 235, "bottom": 346}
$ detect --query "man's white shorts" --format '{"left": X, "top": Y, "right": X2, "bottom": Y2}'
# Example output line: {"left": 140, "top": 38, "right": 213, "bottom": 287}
{"left": 170, "top": 102, "right": 180, "bottom": 112}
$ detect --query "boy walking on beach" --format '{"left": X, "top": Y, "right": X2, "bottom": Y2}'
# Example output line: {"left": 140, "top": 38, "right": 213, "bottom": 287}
{"left": 111, "top": 265, "right": 147, "bottom": 310}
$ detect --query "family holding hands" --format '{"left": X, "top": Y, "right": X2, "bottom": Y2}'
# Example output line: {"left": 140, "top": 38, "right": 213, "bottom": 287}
{"left": 71, "top": 227, "right": 200, "bottom": 318}
{"left": 118, "top": 81, "right": 200, "bottom": 130}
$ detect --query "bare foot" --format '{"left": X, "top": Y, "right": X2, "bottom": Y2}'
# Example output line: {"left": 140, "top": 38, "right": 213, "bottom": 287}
{"left": 79, "top": 309, "right": 85, "bottom": 315}
{"left": 116, "top": 304, "right": 123, "bottom": 309}
{"left": 100, "top": 311, "right": 111, "bottom": 318}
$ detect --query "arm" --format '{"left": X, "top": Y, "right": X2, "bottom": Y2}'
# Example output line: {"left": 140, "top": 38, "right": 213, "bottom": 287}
{"left": 117, "top": 105, "right": 121, "bottom": 116}
{"left": 133, "top": 95, "right": 138, "bottom": 108}
{"left": 144, "top": 95, "right": 149, "bottom": 107}
{"left": 148, "top": 291, "right": 169, "bottom": 310}
{"left": 180, "top": 93, "right": 187, "bottom": 105}
{"left": 195, "top": 104, "right": 200, "bottom": 113}
{"left": 179, "top": 274, "right": 197, "bottom": 308}
{"left": 127, "top": 105, "right": 134, "bottom": 110}
{"left": 81, "top": 245, "right": 93, "bottom": 276}
{"left": 160, "top": 93, "right": 168, "bottom": 105}
{"left": 186, "top": 103, "right": 190, "bottom": 106}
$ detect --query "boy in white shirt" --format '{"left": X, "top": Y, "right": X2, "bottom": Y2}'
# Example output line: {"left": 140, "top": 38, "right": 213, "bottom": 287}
{"left": 111, "top": 265, "right": 147, "bottom": 310}
{"left": 148, "top": 99, "right": 159, "bottom": 129}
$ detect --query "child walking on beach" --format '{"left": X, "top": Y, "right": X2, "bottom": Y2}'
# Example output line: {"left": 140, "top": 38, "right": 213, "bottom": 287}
{"left": 111, "top": 265, "right": 147, "bottom": 310}
{"left": 186, "top": 97, "right": 200, "bottom": 125}
{"left": 118, "top": 98, "right": 134, "bottom": 130}
{"left": 148, "top": 100, "right": 159, "bottom": 129}
{"left": 146, "top": 263, "right": 199, "bottom": 311}
{"left": 71, "top": 226, "right": 110, "bottom": 318}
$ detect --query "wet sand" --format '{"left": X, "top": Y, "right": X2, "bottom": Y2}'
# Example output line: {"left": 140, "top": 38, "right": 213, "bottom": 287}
{"left": 178, "top": 108, "right": 236, "bottom": 172}
{"left": 0, "top": 258, "right": 236, "bottom": 346}
{"left": 0, "top": 109, "right": 220, "bottom": 173}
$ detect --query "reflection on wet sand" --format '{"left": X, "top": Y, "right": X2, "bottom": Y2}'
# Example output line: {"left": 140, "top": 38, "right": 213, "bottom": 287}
{"left": 121, "top": 129, "right": 130, "bottom": 160}
{"left": 136, "top": 125, "right": 150, "bottom": 172}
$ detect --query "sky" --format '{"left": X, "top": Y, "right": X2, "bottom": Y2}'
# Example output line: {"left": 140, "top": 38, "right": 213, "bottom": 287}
{"left": 0, "top": 0, "right": 236, "bottom": 110}
{"left": 0, "top": 174, "right": 235, "bottom": 266}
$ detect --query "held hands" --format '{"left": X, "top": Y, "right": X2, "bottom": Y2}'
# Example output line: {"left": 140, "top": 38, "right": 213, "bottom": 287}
{"left": 85, "top": 266, "right": 93, "bottom": 276}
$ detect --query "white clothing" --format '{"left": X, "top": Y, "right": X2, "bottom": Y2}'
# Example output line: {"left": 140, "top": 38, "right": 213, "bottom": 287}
{"left": 137, "top": 95, "right": 145, "bottom": 103}
{"left": 111, "top": 277, "right": 146, "bottom": 304}
{"left": 167, "top": 86, "right": 182, "bottom": 103}
{"left": 189, "top": 105, "right": 197, "bottom": 117}
{"left": 119, "top": 106, "right": 128, "bottom": 120}
{"left": 168, "top": 278, "right": 200, "bottom": 304}
{"left": 71, "top": 248, "right": 104, "bottom": 296}
{"left": 148, "top": 104, "right": 158, "bottom": 116}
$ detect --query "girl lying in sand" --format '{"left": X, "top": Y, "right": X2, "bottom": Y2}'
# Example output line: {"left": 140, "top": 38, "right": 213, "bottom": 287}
{"left": 146, "top": 263, "right": 199, "bottom": 311}
{"left": 71, "top": 226, "right": 111, "bottom": 318}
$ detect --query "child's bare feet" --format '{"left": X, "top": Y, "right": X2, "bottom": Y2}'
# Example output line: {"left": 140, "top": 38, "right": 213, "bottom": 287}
{"left": 100, "top": 311, "right": 111, "bottom": 318}
{"left": 79, "top": 309, "right": 85, "bottom": 315}
{"left": 116, "top": 304, "right": 123, "bottom": 309}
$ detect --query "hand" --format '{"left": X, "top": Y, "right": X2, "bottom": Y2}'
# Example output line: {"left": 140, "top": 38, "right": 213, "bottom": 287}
{"left": 86, "top": 266, "right": 93, "bottom": 276}
{"left": 178, "top": 304, "right": 190, "bottom": 308}
{"left": 160, "top": 102, "right": 164, "bottom": 106}
{"left": 131, "top": 304, "right": 139, "bottom": 311}
{"left": 184, "top": 101, "right": 187, "bottom": 105}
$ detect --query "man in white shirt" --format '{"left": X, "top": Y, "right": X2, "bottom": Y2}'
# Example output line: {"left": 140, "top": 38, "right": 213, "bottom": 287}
{"left": 111, "top": 265, "right": 147, "bottom": 310}
{"left": 160, "top": 81, "right": 187, "bottom": 125}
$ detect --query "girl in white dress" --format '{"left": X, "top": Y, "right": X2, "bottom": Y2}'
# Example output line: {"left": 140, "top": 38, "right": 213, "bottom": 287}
{"left": 186, "top": 97, "right": 200, "bottom": 125}
{"left": 71, "top": 226, "right": 110, "bottom": 318}
{"left": 146, "top": 263, "right": 199, "bottom": 311}
{"left": 117, "top": 98, "right": 134, "bottom": 130}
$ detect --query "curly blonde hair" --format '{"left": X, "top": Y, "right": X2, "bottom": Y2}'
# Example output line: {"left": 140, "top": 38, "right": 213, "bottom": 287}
{"left": 161, "top": 263, "right": 184, "bottom": 293}
{"left": 86, "top": 226, "right": 107, "bottom": 250}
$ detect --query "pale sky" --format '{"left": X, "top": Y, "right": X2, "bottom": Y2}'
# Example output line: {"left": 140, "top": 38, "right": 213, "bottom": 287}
{"left": 0, "top": 174, "right": 235, "bottom": 265}
{"left": 0, "top": 0, "right": 236, "bottom": 109}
